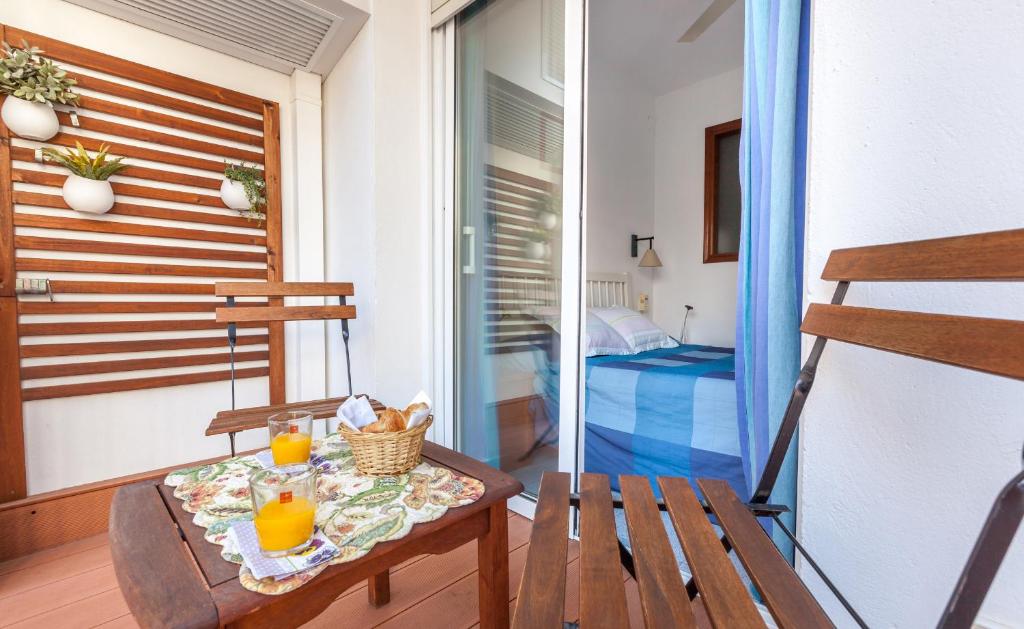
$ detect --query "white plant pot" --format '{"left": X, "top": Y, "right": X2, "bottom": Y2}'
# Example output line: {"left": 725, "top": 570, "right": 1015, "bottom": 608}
{"left": 62, "top": 174, "right": 115, "bottom": 214}
{"left": 220, "top": 179, "right": 251, "bottom": 211}
{"left": 1, "top": 96, "right": 59, "bottom": 141}
{"left": 537, "top": 210, "right": 559, "bottom": 230}
{"left": 523, "top": 240, "right": 548, "bottom": 260}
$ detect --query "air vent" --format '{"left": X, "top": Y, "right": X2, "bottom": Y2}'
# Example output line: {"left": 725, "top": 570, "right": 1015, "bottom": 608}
{"left": 487, "top": 72, "right": 564, "bottom": 165}
{"left": 64, "top": 0, "right": 368, "bottom": 75}
{"left": 542, "top": 0, "right": 564, "bottom": 87}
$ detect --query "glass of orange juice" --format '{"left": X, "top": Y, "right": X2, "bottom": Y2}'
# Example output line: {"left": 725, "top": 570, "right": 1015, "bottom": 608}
{"left": 249, "top": 463, "right": 317, "bottom": 557}
{"left": 268, "top": 411, "right": 312, "bottom": 465}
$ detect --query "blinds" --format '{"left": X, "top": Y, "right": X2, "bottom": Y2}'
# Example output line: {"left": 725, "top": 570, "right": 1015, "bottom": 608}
{"left": 486, "top": 72, "right": 564, "bottom": 166}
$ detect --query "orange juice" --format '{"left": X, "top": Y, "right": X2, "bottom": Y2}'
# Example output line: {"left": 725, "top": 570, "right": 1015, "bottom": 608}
{"left": 253, "top": 495, "right": 315, "bottom": 552}
{"left": 271, "top": 432, "right": 312, "bottom": 464}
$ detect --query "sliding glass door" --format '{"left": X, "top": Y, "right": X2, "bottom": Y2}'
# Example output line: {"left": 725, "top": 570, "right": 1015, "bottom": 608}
{"left": 435, "top": 0, "right": 584, "bottom": 500}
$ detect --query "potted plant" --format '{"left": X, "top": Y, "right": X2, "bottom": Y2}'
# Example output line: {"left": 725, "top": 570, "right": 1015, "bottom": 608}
{"left": 0, "top": 41, "right": 78, "bottom": 141}
{"left": 42, "top": 142, "right": 127, "bottom": 214}
{"left": 521, "top": 227, "right": 551, "bottom": 260}
{"left": 221, "top": 163, "right": 266, "bottom": 221}
{"left": 535, "top": 189, "right": 561, "bottom": 231}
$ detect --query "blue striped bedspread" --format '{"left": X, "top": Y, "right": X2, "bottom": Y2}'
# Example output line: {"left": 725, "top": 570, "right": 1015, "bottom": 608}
{"left": 582, "top": 344, "right": 747, "bottom": 498}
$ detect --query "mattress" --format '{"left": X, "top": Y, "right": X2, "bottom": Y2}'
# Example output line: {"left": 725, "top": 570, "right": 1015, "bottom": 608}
{"left": 582, "top": 344, "right": 746, "bottom": 498}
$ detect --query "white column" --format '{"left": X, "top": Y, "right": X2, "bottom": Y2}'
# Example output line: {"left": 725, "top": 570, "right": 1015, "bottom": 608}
{"left": 286, "top": 70, "right": 328, "bottom": 422}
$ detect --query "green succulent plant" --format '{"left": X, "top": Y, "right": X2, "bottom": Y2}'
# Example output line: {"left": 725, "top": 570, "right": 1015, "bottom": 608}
{"left": 224, "top": 162, "right": 267, "bottom": 219}
{"left": 42, "top": 142, "right": 127, "bottom": 180}
{"left": 0, "top": 41, "right": 79, "bottom": 105}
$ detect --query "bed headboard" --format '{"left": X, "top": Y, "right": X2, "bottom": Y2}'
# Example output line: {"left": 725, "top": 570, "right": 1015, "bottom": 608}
{"left": 586, "top": 272, "right": 630, "bottom": 308}
{"left": 493, "top": 271, "right": 631, "bottom": 311}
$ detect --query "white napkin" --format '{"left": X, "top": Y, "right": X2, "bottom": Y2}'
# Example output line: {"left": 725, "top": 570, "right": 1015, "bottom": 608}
{"left": 228, "top": 521, "right": 338, "bottom": 581}
{"left": 405, "top": 390, "right": 432, "bottom": 428}
{"left": 254, "top": 449, "right": 275, "bottom": 468}
{"left": 337, "top": 395, "right": 378, "bottom": 431}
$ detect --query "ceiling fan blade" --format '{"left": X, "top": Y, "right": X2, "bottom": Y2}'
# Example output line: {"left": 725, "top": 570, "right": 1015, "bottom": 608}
{"left": 677, "top": 0, "right": 737, "bottom": 43}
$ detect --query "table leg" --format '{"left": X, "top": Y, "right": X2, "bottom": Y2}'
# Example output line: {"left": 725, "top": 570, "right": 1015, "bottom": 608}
{"left": 478, "top": 501, "right": 510, "bottom": 629}
{"left": 368, "top": 570, "right": 390, "bottom": 607}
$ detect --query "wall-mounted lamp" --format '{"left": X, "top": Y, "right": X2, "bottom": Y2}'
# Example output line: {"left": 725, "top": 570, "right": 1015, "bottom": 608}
{"left": 631, "top": 234, "right": 662, "bottom": 268}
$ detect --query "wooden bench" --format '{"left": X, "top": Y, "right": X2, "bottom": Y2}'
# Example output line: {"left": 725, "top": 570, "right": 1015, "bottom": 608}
{"left": 513, "top": 229, "right": 1024, "bottom": 628}
{"left": 206, "top": 281, "right": 380, "bottom": 454}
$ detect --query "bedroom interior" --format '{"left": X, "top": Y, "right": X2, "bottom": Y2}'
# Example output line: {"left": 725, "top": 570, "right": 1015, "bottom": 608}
{"left": 580, "top": 0, "right": 747, "bottom": 500}
{"left": 0, "top": 0, "right": 1020, "bottom": 626}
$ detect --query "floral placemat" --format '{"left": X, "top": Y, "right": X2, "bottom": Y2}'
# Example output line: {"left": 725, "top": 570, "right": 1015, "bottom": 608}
{"left": 164, "top": 432, "right": 485, "bottom": 595}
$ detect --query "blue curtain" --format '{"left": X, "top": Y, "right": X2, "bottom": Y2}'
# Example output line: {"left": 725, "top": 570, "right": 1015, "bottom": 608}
{"left": 735, "top": 0, "right": 810, "bottom": 559}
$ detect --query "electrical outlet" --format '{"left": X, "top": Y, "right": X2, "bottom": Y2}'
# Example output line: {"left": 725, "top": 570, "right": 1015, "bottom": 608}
{"left": 638, "top": 293, "right": 649, "bottom": 312}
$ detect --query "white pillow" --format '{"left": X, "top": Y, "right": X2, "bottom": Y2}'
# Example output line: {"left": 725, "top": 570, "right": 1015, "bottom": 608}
{"left": 589, "top": 306, "right": 679, "bottom": 353}
{"left": 584, "top": 311, "right": 632, "bottom": 357}
{"left": 529, "top": 307, "right": 632, "bottom": 357}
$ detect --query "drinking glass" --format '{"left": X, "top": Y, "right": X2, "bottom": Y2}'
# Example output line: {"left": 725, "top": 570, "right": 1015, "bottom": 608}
{"left": 268, "top": 411, "right": 312, "bottom": 464}
{"left": 249, "top": 463, "right": 317, "bottom": 557}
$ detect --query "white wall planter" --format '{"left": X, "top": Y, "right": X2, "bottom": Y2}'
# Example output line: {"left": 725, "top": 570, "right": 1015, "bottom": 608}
{"left": 523, "top": 240, "right": 550, "bottom": 260}
{"left": 62, "top": 174, "right": 115, "bottom": 214}
{"left": 220, "top": 179, "right": 251, "bottom": 211}
{"left": 1, "top": 97, "right": 59, "bottom": 141}
{"left": 537, "top": 210, "right": 559, "bottom": 230}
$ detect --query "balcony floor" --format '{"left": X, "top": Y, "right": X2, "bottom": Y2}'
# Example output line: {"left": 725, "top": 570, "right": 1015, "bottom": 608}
{"left": 0, "top": 511, "right": 653, "bottom": 628}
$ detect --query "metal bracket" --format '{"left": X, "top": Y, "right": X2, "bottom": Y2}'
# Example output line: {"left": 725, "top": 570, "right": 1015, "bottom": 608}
{"left": 340, "top": 294, "right": 353, "bottom": 396}
{"left": 68, "top": 109, "right": 80, "bottom": 127}
{"left": 15, "top": 278, "right": 53, "bottom": 301}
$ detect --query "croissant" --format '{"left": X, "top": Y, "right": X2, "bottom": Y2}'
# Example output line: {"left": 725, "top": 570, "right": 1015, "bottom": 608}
{"left": 402, "top": 402, "right": 429, "bottom": 423}
{"left": 381, "top": 407, "right": 407, "bottom": 432}
{"left": 360, "top": 419, "right": 389, "bottom": 433}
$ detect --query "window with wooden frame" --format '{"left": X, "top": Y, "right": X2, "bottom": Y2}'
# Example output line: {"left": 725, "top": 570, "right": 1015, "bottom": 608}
{"left": 703, "top": 118, "right": 741, "bottom": 263}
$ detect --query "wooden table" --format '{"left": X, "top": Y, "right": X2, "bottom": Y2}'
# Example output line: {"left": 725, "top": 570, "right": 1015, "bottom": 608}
{"left": 109, "top": 442, "right": 523, "bottom": 629}
{"left": 514, "top": 472, "right": 834, "bottom": 629}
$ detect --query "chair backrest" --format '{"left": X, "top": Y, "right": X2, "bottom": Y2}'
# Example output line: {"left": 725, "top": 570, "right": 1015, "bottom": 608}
{"left": 750, "top": 228, "right": 1024, "bottom": 628}
{"left": 214, "top": 282, "right": 357, "bottom": 324}
{"left": 214, "top": 281, "right": 358, "bottom": 402}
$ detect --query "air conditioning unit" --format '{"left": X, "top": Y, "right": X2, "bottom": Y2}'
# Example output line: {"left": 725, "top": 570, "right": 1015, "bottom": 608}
{"left": 64, "top": 0, "right": 369, "bottom": 76}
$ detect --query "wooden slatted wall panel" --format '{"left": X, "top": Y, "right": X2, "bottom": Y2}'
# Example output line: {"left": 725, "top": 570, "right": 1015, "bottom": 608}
{"left": 0, "top": 26, "right": 284, "bottom": 405}
{"left": 484, "top": 165, "right": 561, "bottom": 354}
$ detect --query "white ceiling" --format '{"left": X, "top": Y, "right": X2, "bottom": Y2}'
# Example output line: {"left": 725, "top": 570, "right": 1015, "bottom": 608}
{"left": 589, "top": 0, "right": 744, "bottom": 96}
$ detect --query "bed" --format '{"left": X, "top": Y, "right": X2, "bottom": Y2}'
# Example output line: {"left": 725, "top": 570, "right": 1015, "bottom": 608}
{"left": 527, "top": 273, "right": 747, "bottom": 497}
{"left": 582, "top": 344, "right": 745, "bottom": 496}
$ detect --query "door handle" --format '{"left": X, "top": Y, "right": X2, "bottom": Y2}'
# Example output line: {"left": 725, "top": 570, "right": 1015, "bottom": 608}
{"left": 462, "top": 226, "right": 475, "bottom": 275}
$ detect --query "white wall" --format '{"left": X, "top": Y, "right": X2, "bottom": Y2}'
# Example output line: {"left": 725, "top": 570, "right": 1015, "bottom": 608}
{"left": 650, "top": 67, "right": 742, "bottom": 347}
{"left": 585, "top": 53, "right": 656, "bottom": 313}
{"left": 481, "top": 0, "right": 564, "bottom": 107}
{"left": 0, "top": 0, "right": 324, "bottom": 493}
{"left": 322, "top": 3, "right": 433, "bottom": 422}
{"left": 800, "top": 2, "right": 1024, "bottom": 626}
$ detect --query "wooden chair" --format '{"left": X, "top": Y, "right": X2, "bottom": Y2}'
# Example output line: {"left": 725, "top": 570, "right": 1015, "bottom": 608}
{"left": 206, "top": 281, "right": 383, "bottom": 455}
{"left": 512, "top": 229, "right": 1024, "bottom": 628}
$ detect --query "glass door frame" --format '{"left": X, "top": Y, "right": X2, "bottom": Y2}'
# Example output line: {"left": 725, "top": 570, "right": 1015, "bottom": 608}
{"left": 429, "top": 0, "right": 588, "bottom": 517}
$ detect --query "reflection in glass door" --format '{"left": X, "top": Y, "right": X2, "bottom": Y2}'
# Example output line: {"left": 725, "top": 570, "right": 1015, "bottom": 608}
{"left": 453, "top": 0, "right": 569, "bottom": 496}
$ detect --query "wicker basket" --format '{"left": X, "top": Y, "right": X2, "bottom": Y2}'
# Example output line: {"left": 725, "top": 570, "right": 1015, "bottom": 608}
{"left": 339, "top": 415, "right": 433, "bottom": 475}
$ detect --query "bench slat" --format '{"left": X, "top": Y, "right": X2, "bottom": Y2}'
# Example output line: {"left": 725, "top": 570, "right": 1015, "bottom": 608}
{"left": 801, "top": 304, "right": 1024, "bottom": 381}
{"left": 579, "top": 473, "right": 630, "bottom": 629}
{"left": 215, "top": 281, "right": 355, "bottom": 297}
{"left": 215, "top": 305, "right": 356, "bottom": 323}
{"left": 659, "top": 477, "right": 765, "bottom": 628}
{"left": 207, "top": 396, "right": 384, "bottom": 436}
{"left": 620, "top": 475, "right": 696, "bottom": 628}
{"left": 822, "top": 229, "right": 1024, "bottom": 281}
{"left": 698, "top": 479, "right": 832, "bottom": 629}
{"left": 512, "top": 471, "right": 570, "bottom": 629}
